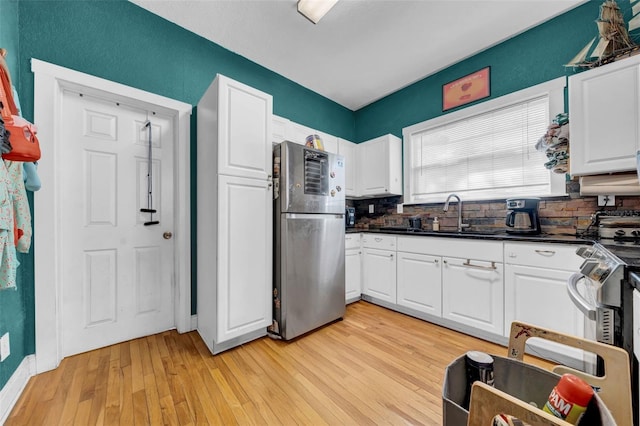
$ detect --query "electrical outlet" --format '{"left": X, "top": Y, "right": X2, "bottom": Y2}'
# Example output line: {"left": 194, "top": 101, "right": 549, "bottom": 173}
{"left": 0, "top": 332, "right": 9, "bottom": 362}
{"left": 397, "top": 204, "right": 403, "bottom": 214}
{"left": 598, "top": 195, "right": 616, "bottom": 207}
{"left": 369, "top": 204, "right": 374, "bottom": 214}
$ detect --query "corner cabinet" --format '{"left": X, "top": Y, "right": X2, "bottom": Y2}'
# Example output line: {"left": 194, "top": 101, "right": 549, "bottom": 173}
{"left": 569, "top": 55, "right": 640, "bottom": 176}
{"left": 358, "top": 134, "right": 402, "bottom": 197}
{"left": 197, "top": 74, "right": 273, "bottom": 354}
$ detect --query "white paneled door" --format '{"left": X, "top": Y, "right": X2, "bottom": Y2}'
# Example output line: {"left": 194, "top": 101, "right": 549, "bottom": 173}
{"left": 59, "top": 90, "right": 175, "bottom": 357}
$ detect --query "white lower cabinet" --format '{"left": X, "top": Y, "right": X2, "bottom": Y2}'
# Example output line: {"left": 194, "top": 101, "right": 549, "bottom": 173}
{"left": 352, "top": 234, "right": 589, "bottom": 362}
{"left": 345, "top": 234, "right": 361, "bottom": 303}
{"left": 361, "top": 234, "right": 397, "bottom": 303}
{"left": 504, "top": 242, "right": 586, "bottom": 367}
{"left": 396, "top": 252, "right": 442, "bottom": 316}
{"left": 362, "top": 248, "right": 396, "bottom": 303}
{"left": 442, "top": 257, "right": 504, "bottom": 335}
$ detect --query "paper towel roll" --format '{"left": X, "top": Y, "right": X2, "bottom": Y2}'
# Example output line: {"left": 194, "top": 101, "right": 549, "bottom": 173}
{"left": 579, "top": 173, "right": 640, "bottom": 195}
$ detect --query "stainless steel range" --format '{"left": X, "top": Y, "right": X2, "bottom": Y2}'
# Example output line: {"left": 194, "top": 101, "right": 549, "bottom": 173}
{"left": 568, "top": 241, "right": 638, "bottom": 424}
{"left": 595, "top": 210, "right": 640, "bottom": 241}
{"left": 568, "top": 243, "right": 624, "bottom": 345}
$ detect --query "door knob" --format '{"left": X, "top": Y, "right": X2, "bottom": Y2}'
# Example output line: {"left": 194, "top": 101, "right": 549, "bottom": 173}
{"left": 163, "top": 232, "right": 173, "bottom": 240}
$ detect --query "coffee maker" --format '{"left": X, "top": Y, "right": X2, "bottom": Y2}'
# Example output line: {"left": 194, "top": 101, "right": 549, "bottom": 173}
{"left": 505, "top": 197, "right": 541, "bottom": 235}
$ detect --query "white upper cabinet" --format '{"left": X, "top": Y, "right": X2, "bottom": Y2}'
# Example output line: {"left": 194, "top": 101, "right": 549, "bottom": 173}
{"left": 270, "top": 124, "right": 403, "bottom": 199}
{"left": 317, "top": 130, "right": 338, "bottom": 154}
{"left": 210, "top": 74, "right": 273, "bottom": 180}
{"left": 278, "top": 117, "right": 338, "bottom": 154}
{"left": 569, "top": 55, "right": 640, "bottom": 176}
{"left": 358, "top": 134, "right": 402, "bottom": 197}
{"left": 287, "top": 121, "right": 315, "bottom": 145}
{"left": 272, "top": 115, "right": 289, "bottom": 144}
{"left": 338, "top": 138, "right": 358, "bottom": 197}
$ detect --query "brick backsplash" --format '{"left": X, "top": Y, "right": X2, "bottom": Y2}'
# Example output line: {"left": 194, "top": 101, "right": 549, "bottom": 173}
{"left": 348, "top": 179, "right": 640, "bottom": 236}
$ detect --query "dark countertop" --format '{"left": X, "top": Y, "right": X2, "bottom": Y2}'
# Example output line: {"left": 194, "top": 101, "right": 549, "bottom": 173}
{"left": 346, "top": 227, "right": 593, "bottom": 245}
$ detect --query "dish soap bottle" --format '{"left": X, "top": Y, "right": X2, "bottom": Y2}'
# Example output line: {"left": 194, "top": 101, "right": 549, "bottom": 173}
{"left": 433, "top": 217, "right": 440, "bottom": 231}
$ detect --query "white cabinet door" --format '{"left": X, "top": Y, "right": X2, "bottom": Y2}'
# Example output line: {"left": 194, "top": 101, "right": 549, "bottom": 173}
{"left": 362, "top": 248, "right": 396, "bottom": 303}
{"left": 288, "top": 121, "right": 315, "bottom": 145}
{"left": 442, "top": 257, "right": 504, "bottom": 335}
{"left": 216, "top": 174, "right": 273, "bottom": 343}
{"left": 569, "top": 56, "right": 640, "bottom": 176}
{"left": 359, "top": 136, "right": 388, "bottom": 195}
{"left": 504, "top": 264, "right": 585, "bottom": 364}
{"left": 317, "top": 130, "right": 338, "bottom": 154}
{"left": 345, "top": 248, "right": 361, "bottom": 303}
{"left": 215, "top": 75, "right": 272, "bottom": 180}
{"left": 358, "top": 134, "right": 402, "bottom": 197}
{"left": 338, "top": 138, "right": 358, "bottom": 197}
{"left": 397, "top": 252, "right": 442, "bottom": 316}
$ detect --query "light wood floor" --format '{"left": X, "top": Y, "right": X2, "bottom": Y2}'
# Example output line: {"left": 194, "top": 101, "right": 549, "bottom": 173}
{"left": 6, "top": 301, "right": 552, "bottom": 425}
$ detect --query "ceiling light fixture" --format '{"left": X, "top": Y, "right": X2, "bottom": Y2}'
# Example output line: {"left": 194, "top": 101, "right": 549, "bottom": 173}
{"left": 297, "top": 0, "right": 339, "bottom": 24}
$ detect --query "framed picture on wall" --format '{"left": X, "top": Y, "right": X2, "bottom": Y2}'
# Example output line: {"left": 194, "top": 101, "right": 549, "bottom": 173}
{"left": 442, "top": 67, "right": 490, "bottom": 111}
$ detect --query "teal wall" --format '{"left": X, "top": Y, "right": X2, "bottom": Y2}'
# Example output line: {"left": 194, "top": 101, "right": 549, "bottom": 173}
{"left": 354, "top": 0, "right": 605, "bottom": 142}
{"left": 0, "top": 0, "right": 33, "bottom": 396}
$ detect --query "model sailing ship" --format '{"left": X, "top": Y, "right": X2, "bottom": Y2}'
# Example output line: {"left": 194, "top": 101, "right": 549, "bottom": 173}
{"left": 566, "top": 0, "right": 640, "bottom": 68}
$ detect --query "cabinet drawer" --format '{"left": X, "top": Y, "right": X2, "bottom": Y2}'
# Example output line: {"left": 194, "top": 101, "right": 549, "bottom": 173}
{"left": 504, "top": 242, "right": 585, "bottom": 270}
{"left": 361, "top": 234, "right": 396, "bottom": 250}
{"left": 398, "top": 236, "right": 501, "bottom": 261}
{"left": 397, "top": 235, "right": 439, "bottom": 255}
{"left": 345, "top": 233, "right": 361, "bottom": 249}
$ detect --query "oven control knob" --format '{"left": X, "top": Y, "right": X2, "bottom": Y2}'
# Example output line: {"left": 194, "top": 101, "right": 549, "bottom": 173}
{"left": 615, "top": 229, "right": 626, "bottom": 237}
{"left": 632, "top": 230, "right": 640, "bottom": 237}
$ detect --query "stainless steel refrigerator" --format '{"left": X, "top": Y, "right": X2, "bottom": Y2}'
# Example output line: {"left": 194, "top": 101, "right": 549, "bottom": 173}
{"left": 271, "top": 141, "right": 346, "bottom": 340}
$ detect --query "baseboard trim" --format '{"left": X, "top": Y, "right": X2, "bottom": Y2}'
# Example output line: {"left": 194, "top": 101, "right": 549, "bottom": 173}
{"left": 0, "top": 355, "right": 35, "bottom": 424}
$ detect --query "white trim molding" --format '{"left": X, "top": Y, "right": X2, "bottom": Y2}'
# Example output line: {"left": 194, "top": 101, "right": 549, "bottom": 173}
{"left": 191, "top": 315, "right": 198, "bottom": 331}
{"left": 31, "top": 59, "right": 192, "bottom": 374}
{"left": 0, "top": 355, "right": 35, "bottom": 424}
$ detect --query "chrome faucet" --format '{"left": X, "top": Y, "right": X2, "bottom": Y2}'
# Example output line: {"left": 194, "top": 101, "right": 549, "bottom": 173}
{"left": 443, "top": 193, "right": 470, "bottom": 232}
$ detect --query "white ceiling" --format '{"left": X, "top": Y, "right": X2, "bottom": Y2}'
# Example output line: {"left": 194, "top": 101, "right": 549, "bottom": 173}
{"left": 131, "top": 0, "right": 585, "bottom": 111}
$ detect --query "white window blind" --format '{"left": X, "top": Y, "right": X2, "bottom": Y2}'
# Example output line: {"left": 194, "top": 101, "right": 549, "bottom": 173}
{"left": 403, "top": 78, "right": 566, "bottom": 204}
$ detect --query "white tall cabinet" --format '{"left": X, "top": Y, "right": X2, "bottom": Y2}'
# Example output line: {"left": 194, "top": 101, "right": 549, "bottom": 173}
{"left": 197, "top": 74, "right": 273, "bottom": 354}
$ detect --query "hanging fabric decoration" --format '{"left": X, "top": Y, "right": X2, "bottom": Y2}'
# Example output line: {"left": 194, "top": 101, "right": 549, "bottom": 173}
{"left": 140, "top": 120, "right": 159, "bottom": 226}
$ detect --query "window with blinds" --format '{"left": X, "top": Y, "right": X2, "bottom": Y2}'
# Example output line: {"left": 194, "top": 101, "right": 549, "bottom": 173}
{"left": 403, "top": 78, "right": 566, "bottom": 204}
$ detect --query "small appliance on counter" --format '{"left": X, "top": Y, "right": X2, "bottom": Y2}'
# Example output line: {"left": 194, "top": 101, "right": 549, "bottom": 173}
{"left": 345, "top": 207, "right": 356, "bottom": 228}
{"left": 505, "top": 197, "right": 541, "bottom": 235}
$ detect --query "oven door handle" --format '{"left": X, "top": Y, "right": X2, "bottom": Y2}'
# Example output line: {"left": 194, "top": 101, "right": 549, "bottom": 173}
{"left": 567, "top": 273, "right": 597, "bottom": 321}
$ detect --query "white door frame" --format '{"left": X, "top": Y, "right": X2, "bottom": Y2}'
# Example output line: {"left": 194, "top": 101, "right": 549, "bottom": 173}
{"left": 31, "top": 59, "right": 192, "bottom": 373}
